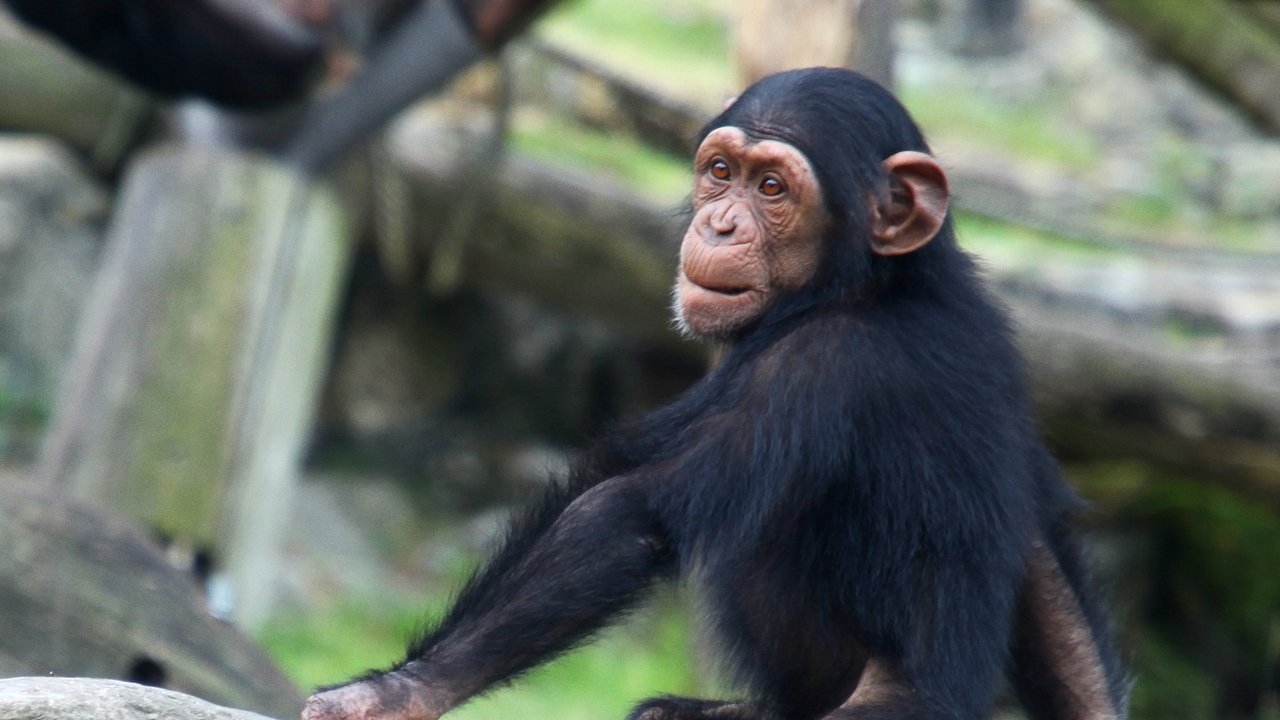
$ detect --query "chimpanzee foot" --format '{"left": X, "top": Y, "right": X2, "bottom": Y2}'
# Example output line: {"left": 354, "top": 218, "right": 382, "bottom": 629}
{"left": 301, "top": 675, "right": 445, "bottom": 720}
{"left": 627, "top": 697, "right": 761, "bottom": 720}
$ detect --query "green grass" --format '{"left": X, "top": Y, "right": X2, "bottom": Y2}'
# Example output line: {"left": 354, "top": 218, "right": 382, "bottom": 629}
{"left": 259, "top": 592, "right": 703, "bottom": 720}
{"left": 899, "top": 85, "right": 1100, "bottom": 171}
{"left": 452, "top": 604, "right": 700, "bottom": 720}
{"left": 259, "top": 602, "right": 423, "bottom": 690}
{"left": 0, "top": 377, "right": 50, "bottom": 464}
{"left": 953, "top": 210, "right": 1122, "bottom": 263}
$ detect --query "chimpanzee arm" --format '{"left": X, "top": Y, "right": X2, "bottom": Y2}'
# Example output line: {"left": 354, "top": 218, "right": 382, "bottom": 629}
{"left": 302, "top": 473, "right": 675, "bottom": 720}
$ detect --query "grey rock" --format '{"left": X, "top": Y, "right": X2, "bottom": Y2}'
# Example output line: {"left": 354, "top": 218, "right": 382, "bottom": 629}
{"left": 0, "top": 677, "right": 278, "bottom": 720}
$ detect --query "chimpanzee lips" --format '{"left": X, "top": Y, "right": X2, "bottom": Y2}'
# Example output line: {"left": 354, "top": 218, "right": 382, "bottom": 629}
{"left": 683, "top": 272, "right": 753, "bottom": 297}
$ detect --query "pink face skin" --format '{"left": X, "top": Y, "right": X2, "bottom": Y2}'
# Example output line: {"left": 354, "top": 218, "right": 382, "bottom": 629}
{"left": 674, "top": 126, "right": 828, "bottom": 339}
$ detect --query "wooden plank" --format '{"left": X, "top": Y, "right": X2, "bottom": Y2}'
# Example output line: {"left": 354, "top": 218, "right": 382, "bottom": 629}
{"left": 389, "top": 114, "right": 1280, "bottom": 495}
{"left": 36, "top": 146, "right": 354, "bottom": 629}
{"left": 1083, "top": 0, "right": 1280, "bottom": 132}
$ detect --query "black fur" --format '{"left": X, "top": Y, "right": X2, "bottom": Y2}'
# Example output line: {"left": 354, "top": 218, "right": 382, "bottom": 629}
{"left": 364, "top": 68, "right": 1126, "bottom": 720}
{"left": 4, "top": 0, "right": 322, "bottom": 107}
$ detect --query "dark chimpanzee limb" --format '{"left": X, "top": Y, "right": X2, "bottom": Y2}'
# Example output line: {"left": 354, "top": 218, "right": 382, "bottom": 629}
{"left": 5, "top": 0, "right": 560, "bottom": 173}
{"left": 1009, "top": 461, "right": 1128, "bottom": 720}
{"left": 305, "top": 67, "right": 1126, "bottom": 720}
{"left": 0, "top": 0, "right": 558, "bottom": 108}
{"left": 402, "top": 477, "right": 674, "bottom": 687}
{"left": 305, "top": 474, "right": 675, "bottom": 720}
{"left": 3, "top": 0, "right": 325, "bottom": 108}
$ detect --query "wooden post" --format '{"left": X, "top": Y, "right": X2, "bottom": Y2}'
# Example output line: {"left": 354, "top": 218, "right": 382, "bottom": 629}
{"left": 941, "top": 0, "right": 1025, "bottom": 56}
{"left": 733, "top": 0, "right": 896, "bottom": 88}
{"left": 37, "top": 145, "right": 354, "bottom": 630}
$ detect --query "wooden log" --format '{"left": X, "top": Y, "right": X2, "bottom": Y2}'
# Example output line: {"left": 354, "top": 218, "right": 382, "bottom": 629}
{"left": 1082, "top": 0, "right": 1280, "bottom": 133}
{"left": 388, "top": 114, "right": 694, "bottom": 359}
{"left": 0, "top": 13, "right": 153, "bottom": 171}
{"left": 1244, "top": 0, "right": 1280, "bottom": 38}
{"left": 0, "top": 677, "right": 276, "bottom": 720}
{"left": 1010, "top": 284, "right": 1280, "bottom": 508}
{"left": 518, "top": 40, "right": 707, "bottom": 158}
{"left": 36, "top": 146, "right": 355, "bottom": 630}
{"left": 388, "top": 117, "right": 1280, "bottom": 496}
{"left": 0, "top": 485, "right": 301, "bottom": 718}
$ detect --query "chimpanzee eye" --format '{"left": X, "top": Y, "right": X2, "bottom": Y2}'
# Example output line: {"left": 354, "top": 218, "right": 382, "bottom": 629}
{"left": 709, "top": 159, "right": 731, "bottom": 181}
{"left": 759, "top": 175, "right": 786, "bottom": 197}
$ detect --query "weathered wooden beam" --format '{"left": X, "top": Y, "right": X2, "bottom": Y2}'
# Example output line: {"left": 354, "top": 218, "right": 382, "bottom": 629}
{"left": 1241, "top": 0, "right": 1280, "bottom": 40}
{"left": 389, "top": 110, "right": 1280, "bottom": 493}
{"left": 36, "top": 146, "right": 355, "bottom": 630}
{"left": 1009, "top": 275, "right": 1280, "bottom": 507}
{"left": 517, "top": 40, "right": 706, "bottom": 158}
{"left": 1082, "top": 0, "right": 1280, "bottom": 133}
{"left": 388, "top": 113, "right": 695, "bottom": 359}
{"left": 0, "top": 485, "right": 301, "bottom": 718}
{"left": 1046, "top": 417, "right": 1280, "bottom": 512}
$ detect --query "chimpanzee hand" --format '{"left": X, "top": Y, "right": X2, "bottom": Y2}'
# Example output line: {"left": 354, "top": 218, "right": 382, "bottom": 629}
{"left": 302, "top": 675, "right": 448, "bottom": 720}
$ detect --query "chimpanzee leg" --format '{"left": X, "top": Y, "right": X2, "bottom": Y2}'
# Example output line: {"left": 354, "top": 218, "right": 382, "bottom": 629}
{"left": 832, "top": 562, "right": 1018, "bottom": 720}
{"left": 624, "top": 661, "right": 942, "bottom": 720}
{"left": 302, "top": 476, "right": 673, "bottom": 720}
{"left": 803, "top": 655, "right": 962, "bottom": 717}
{"left": 1010, "top": 533, "right": 1126, "bottom": 720}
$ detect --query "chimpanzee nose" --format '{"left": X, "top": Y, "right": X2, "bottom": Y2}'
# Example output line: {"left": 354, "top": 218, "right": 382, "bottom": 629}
{"left": 707, "top": 203, "right": 739, "bottom": 237}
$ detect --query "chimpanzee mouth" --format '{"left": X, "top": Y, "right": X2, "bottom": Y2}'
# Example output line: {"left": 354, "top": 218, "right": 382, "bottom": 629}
{"left": 699, "top": 284, "right": 754, "bottom": 299}
{"left": 679, "top": 271, "right": 759, "bottom": 301}
{"left": 685, "top": 275, "right": 752, "bottom": 297}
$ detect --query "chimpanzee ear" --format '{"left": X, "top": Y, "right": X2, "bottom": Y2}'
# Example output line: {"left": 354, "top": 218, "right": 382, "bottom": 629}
{"left": 869, "top": 151, "right": 949, "bottom": 256}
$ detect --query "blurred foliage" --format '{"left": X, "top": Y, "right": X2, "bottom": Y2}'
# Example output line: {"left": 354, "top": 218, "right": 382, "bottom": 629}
{"left": 0, "top": 375, "right": 48, "bottom": 464}
{"left": 1130, "top": 632, "right": 1220, "bottom": 720}
{"left": 954, "top": 210, "right": 1121, "bottom": 260}
{"left": 898, "top": 85, "right": 1101, "bottom": 171}
{"left": 0, "top": 382, "right": 11, "bottom": 461}
{"left": 1076, "top": 463, "right": 1280, "bottom": 719}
